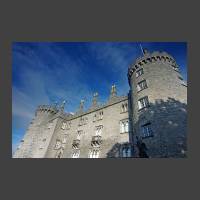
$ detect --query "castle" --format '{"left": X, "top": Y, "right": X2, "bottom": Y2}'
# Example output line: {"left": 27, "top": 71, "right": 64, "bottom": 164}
{"left": 13, "top": 49, "right": 187, "bottom": 158}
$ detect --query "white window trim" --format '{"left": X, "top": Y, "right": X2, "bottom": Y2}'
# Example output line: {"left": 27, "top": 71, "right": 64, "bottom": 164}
{"left": 120, "top": 119, "right": 129, "bottom": 133}
{"left": 88, "top": 150, "right": 100, "bottom": 158}
{"left": 138, "top": 97, "right": 149, "bottom": 110}
{"left": 95, "top": 125, "right": 103, "bottom": 136}
{"left": 72, "top": 150, "right": 80, "bottom": 158}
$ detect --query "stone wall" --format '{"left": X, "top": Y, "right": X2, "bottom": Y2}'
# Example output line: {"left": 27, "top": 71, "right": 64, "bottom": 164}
{"left": 128, "top": 51, "right": 187, "bottom": 158}
{"left": 45, "top": 97, "right": 129, "bottom": 158}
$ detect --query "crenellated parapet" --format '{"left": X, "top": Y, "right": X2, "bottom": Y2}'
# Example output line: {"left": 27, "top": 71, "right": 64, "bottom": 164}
{"left": 127, "top": 51, "right": 179, "bottom": 82}
{"left": 36, "top": 104, "right": 59, "bottom": 115}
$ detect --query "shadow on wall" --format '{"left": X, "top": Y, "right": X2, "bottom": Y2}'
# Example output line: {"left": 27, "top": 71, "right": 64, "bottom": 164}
{"left": 106, "top": 98, "right": 187, "bottom": 158}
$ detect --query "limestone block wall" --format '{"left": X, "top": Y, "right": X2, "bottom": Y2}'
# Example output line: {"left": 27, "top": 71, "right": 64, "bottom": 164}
{"left": 45, "top": 97, "right": 129, "bottom": 158}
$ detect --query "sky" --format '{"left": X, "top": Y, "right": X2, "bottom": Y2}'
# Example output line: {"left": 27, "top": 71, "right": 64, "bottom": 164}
{"left": 12, "top": 42, "right": 187, "bottom": 153}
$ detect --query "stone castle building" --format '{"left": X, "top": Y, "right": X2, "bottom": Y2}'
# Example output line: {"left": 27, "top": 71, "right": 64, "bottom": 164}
{"left": 13, "top": 49, "right": 187, "bottom": 158}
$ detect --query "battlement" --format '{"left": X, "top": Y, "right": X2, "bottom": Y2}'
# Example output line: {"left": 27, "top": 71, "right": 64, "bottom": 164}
{"left": 128, "top": 51, "right": 179, "bottom": 81}
{"left": 61, "top": 95, "right": 128, "bottom": 121}
{"left": 36, "top": 105, "right": 59, "bottom": 115}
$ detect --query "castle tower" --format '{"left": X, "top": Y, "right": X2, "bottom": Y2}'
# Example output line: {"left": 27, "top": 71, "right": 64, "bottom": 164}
{"left": 128, "top": 50, "right": 187, "bottom": 158}
{"left": 13, "top": 104, "right": 59, "bottom": 158}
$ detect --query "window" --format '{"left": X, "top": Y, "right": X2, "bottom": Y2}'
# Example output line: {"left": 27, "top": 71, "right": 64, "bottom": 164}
{"left": 99, "top": 111, "right": 103, "bottom": 119}
{"left": 93, "top": 114, "right": 97, "bottom": 122}
{"left": 88, "top": 149, "right": 100, "bottom": 158}
{"left": 61, "top": 122, "right": 66, "bottom": 130}
{"left": 122, "top": 146, "right": 131, "bottom": 158}
{"left": 62, "top": 137, "right": 67, "bottom": 144}
{"left": 120, "top": 119, "right": 129, "bottom": 133}
{"left": 54, "top": 140, "right": 62, "bottom": 150}
{"left": 136, "top": 68, "right": 143, "bottom": 78}
{"left": 141, "top": 122, "right": 153, "bottom": 138}
{"left": 77, "top": 130, "right": 83, "bottom": 140}
{"left": 121, "top": 103, "right": 128, "bottom": 113}
{"left": 56, "top": 149, "right": 64, "bottom": 158}
{"left": 95, "top": 125, "right": 103, "bottom": 136}
{"left": 138, "top": 96, "right": 149, "bottom": 110}
{"left": 72, "top": 151, "right": 80, "bottom": 158}
{"left": 137, "top": 80, "right": 147, "bottom": 92}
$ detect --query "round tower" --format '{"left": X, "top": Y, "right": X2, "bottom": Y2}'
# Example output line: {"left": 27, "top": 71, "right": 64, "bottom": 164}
{"left": 128, "top": 50, "right": 187, "bottom": 158}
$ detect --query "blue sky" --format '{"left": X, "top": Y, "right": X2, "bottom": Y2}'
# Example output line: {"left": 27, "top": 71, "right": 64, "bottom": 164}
{"left": 12, "top": 42, "right": 187, "bottom": 153}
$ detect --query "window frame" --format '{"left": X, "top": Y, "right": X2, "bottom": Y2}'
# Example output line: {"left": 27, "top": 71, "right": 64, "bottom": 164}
{"left": 88, "top": 149, "right": 100, "bottom": 158}
{"left": 120, "top": 119, "right": 129, "bottom": 134}
{"left": 72, "top": 150, "right": 80, "bottom": 158}
{"left": 135, "top": 68, "right": 144, "bottom": 78}
{"left": 141, "top": 122, "right": 153, "bottom": 138}
{"left": 137, "top": 79, "right": 148, "bottom": 92}
{"left": 95, "top": 125, "right": 103, "bottom": 136}
{"left": 121, "top": 102, "right": 128, "bottom": 113}
{"left": 138, "top": 96, "right": 149, "bottom": 111}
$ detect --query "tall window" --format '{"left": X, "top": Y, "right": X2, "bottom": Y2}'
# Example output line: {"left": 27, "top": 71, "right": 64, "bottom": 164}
{"left": 77, "top": 130, "right": 83, "bottom": 140}
{"left": 88, "top": 149, "right": 100, "bottom": 158}
{"left": 135, "top": 68, "right": 143, "bottom": 78}
{"left": 99, "top": 111, "right": 103, "bottom": 119}
{"left": 95, "top": 125, "right": 103, "bottom": 136}
{"left": 138, "top": 96, "right": 149, "bottom": 110}
{"left": 120, "top": 119, "right": 129, "bottom": 133}
{"left": 137, "top": 80, "right": 147, "bottom": 92}
{"left": 121, "top": 103, "right": 128, "bottom": 113}
{"left": 141, "top": 122, "right": 153, "bottom": 138}
{"left": 93, "top": 114, "right": 97, "bottom": 122}
{"left": 122, "top": 146, "right": 131, "bottom": 157}
{"left": 61, "top": 122, "right": 66, "bottom": 130}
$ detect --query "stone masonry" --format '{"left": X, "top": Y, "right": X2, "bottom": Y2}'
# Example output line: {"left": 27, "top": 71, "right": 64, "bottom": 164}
{"left": 13, "top": 49, "right": 187, "bottom": 158}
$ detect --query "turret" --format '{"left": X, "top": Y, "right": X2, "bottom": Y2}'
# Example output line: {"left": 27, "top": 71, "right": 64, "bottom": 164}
{"left": 128, "top": 50, "right": 187, "bottom": 158}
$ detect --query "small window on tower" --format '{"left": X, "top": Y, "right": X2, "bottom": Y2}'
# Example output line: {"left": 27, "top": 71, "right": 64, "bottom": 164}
{"left": 135, "top": 68, "right": 144, "bottom": 78}
{"left": 138, "top": 96, "right": 149, "bottom": 110}
{"left": 141, "top": 122, "right": 153, "bottom": 138}
{"left": 137, "top": 80, "right": 148, "bottom": 92}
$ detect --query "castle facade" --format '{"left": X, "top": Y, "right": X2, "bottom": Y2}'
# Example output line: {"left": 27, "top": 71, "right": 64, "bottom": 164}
{"left": 13, "top": 49, "right": 187, "bottom": 158}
